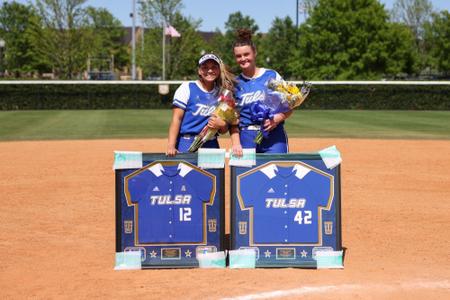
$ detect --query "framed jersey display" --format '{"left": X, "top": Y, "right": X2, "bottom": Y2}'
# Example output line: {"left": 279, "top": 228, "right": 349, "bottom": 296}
{"left": 230, "top": 153, "right": 342, "bottom": 268}
{"left": 115, "top": 153, "right": 225, "bottom": 268}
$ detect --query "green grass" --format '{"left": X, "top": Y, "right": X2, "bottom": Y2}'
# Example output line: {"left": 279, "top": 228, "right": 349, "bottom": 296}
{"left": 285, "top": 110, "right": 450, "bottom": 139}
{"left": 0, "top": 109, "right": 449, "bottom": 141}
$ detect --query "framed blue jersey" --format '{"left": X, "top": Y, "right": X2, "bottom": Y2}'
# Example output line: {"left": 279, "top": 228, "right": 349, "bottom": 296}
{"left": 231, "top": 153, "right": 342, "bottom": 268}
{"left": 125, "top": 162, "right": 214, "bottom": 244}
{"left": 115, "top": 153, "right": 225, "bottom": 268}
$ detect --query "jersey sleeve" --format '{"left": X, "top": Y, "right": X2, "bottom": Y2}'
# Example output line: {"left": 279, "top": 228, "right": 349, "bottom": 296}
{"left": 127, "top": 171, "right": 154, "bottom": 204}
{"left": 239, "top": 171, "right": 268, "bottom": 207}
{"left": 172, "top": 82, "right": 190, "bottom": 110}
{"left": 274, "top": 70, "right": 283, "bottom": 81}
{"left": 183, "top": 169, "right": 214, "bottom": 203}
{"left": 306, "top": 172, "right": 332, "bottom": 207}
{"left": 195, "top": 172, "right": 214, "bottom": 203}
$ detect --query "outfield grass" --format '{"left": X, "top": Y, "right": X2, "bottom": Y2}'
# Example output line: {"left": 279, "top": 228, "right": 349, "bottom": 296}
{"left": 0, "top": 109, "right": 449, "bottom": 141}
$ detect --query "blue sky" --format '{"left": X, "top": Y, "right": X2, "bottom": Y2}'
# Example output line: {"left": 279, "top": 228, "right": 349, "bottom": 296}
{"left": 10, "top": 0, "right": 450, "bottom": 32}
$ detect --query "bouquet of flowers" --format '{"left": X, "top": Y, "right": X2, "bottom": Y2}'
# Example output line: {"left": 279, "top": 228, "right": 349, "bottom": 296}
{"left": 188, "top": 89, "right": 239, "bottom": 152}
{"left": 251, "top": 79, "right": 312, "bottom": 144}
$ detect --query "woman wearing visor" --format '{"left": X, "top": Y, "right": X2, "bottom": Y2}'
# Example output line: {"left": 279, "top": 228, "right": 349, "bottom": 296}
{"left": 166, "top": 53, "right": 235, "bottom": 156}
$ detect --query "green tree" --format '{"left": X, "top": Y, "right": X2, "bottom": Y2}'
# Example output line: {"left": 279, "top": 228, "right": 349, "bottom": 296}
{"left": 139, "top": 0, "right": 191, "bottom": 79}
{"left": 384, "top": 22, "right": 418, "bottom": 77}
{"left": 139, "top": 0, "right": 183, "bottom": 27}
{"left": 424, "top": 10, "right": 450, "bottom": 76}
{"left": 210, "top": 12, "right": 260, "bottom": 72}
{"left": 290, "top": 0, "right": 417, "bottom": 80}
{"left": 84, "top": 7, "right": 128, "bottom": 72}
{"left": 299, "top": 0, "right": 318, "bottom": 17}
{"left": 166, "top": 14, "right": 207, "bottom": 79}
{"left": 0, "top": 2, "right": 44, "bottom": 76}
{"left": 260, "top": 17, "right": 298, "bottom": 79}
{"left": 391, "top": 0, "right": 433, "bottom": 71}
{"left": 30, "top": 0, "right": 91, "bottom": 79}
{"left": 391, "top": 0, "right": 433, "bottom": 44}
{"left": 138, "top": 12, "right": 206, "bottom": 80}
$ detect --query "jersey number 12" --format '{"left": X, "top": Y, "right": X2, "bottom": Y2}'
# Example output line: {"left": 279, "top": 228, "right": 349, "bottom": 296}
{"left": 179, "top": 207, "right": 192, "bottom": 221}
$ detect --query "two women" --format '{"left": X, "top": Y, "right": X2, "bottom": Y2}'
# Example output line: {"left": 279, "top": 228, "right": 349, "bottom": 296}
{"left": 167, "top": 29, "right": 292, "bottom": 155}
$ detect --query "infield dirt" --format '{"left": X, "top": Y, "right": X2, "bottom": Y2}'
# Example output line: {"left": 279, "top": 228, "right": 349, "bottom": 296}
{"left": 0, "top": 138, "right": 449, "bottom": 299}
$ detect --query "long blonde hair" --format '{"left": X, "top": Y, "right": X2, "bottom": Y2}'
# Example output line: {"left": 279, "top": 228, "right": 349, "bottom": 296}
{"left": 217, "top": 60, "right": 237, "bottom": 93}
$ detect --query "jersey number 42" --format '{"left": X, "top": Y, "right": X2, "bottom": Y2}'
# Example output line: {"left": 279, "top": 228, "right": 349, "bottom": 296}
{"left": 294, "top": 210, "right": 312, "bottom": 224}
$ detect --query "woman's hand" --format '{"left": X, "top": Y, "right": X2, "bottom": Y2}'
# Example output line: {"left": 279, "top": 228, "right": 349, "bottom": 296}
{"left": 263, "top": 113, "right": 285, "bottom": 132}
{"left": 231, "top": 143, "right": 243, "bottom": 157}
{"left": 207, "top": 113, "right": 227, "bottom": 131}
{"left": 167, "top": 107, "right": 184, "bottom": 157}
{"left": 166, "top": 145, "right": 178, "bottom": 157}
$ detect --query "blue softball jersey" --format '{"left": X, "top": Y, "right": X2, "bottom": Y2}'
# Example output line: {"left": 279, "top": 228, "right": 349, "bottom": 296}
{"left": 172, "top": 81, "right": 220, "bottom": 135}
{"left": 235, "top": 68, "right": 282, "bottom": 127}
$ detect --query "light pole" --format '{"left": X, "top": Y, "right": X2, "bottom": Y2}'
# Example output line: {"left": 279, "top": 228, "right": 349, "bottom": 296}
{"left": 162, "top": 19, "right": 166, "bottom": 80}
{"left": 131, "top": 0, "right": 136, "bottom": 80}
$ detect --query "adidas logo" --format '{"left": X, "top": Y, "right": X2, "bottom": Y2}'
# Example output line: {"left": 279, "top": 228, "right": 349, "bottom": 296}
{"left": 181, "top": 185, "right": 186, "bottom": 192}
{"left": 152, "top": 186, "right": 160, "bottom": 192}
{"left": 267, "top": 188, "right": 275, "bottom": 193}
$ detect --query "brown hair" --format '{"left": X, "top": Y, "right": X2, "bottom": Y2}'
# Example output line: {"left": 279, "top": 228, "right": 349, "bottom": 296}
{"left": 233, "top": 28, "right": 256, "bottom": 52}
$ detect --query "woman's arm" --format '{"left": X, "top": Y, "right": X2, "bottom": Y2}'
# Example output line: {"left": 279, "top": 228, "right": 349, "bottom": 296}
{"left": 230, "top": 125, "right": 243, "bottom": 156}
{"left": 167, "top": 107, "right": 185, "bottom": 156}
{"left": 263, "top": 110, "right": 293, "bottom": 132}
{"left": 207, "top": 113, "right": 228, "bottom": 133}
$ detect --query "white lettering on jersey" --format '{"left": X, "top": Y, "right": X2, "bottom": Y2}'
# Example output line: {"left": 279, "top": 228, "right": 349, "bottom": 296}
{"left": 192, "top": 104, "right": 216, "bottom": 116}
{"left": 265, "top": 198, "right": 306, "bottom": 208}
{"left": 150, "top": 194, "right": 192, "bottom": 205}
{"left": 240, "top": 90, "right": 265, "bottom": 106}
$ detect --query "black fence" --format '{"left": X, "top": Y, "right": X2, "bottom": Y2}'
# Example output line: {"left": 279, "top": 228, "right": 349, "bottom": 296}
{"left": 0, "top": 82, "right": 449, "bottom": 110}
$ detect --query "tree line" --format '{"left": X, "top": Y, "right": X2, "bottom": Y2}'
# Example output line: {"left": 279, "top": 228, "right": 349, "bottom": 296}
{"left": 0, "top": 0, "right": 448, "bottom": 80}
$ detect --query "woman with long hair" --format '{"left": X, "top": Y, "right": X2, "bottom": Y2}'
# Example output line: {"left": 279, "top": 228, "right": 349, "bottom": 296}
{"left": 167, "top": 53, "right": 236, "bottom": 156}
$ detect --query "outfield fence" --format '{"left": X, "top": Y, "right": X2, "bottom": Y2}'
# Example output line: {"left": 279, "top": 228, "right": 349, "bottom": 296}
{"left": 1, "top": 81, "right": 449, "bottom": 110}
